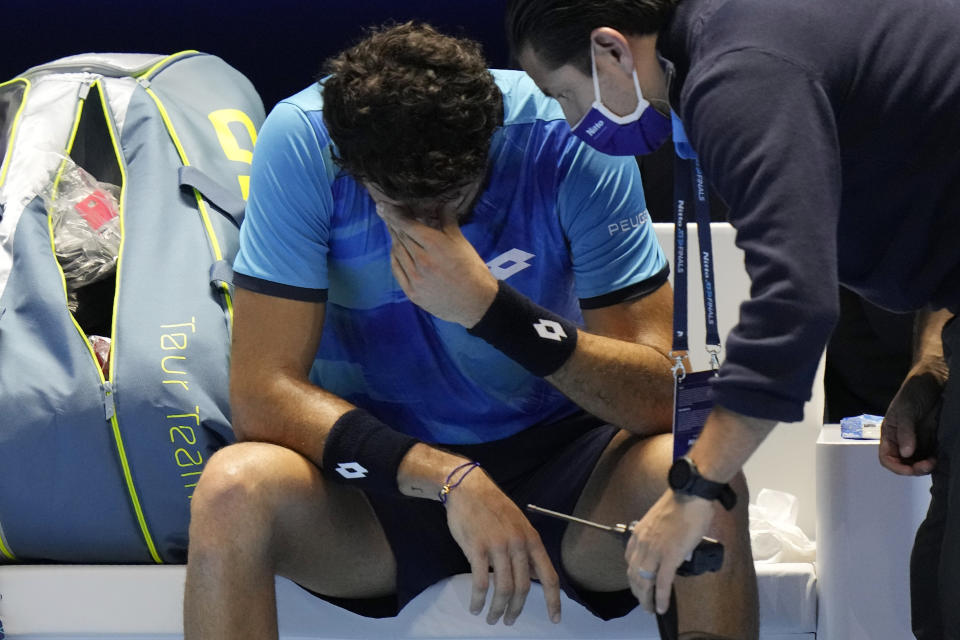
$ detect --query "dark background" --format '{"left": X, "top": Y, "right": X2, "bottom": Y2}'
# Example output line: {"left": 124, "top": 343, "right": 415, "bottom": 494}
{"left": 2, "top": 0, "right": 512, "bottom": 113}
{"left": 1, "top": 0, "right": 697, "bottom": 220}
{"left": 1, "top": 0, "right": 707, "bottom": 222}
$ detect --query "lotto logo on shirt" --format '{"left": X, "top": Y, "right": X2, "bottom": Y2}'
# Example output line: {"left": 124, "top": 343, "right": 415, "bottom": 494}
{"left": 608, "top": 210, "right": 649, "bottom": 236}
{"left": 487, "top": 248, "right": 535, "bottom": 279}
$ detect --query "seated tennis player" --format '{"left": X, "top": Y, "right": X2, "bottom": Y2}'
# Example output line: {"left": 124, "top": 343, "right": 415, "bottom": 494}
{"left": 182, "top": 22, "right": 757, "bottom": 640}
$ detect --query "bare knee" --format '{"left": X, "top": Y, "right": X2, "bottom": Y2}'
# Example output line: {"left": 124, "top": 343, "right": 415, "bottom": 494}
{"left": 189, "top": 442, "right": 298, "bottom": 556}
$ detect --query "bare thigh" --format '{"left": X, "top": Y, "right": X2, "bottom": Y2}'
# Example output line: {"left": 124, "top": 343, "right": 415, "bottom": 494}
{"left": 189, "top": 441, "right": 397, "bottom": 598}
{"left": 560, "top": 430, "right": 673, "bottom": 591}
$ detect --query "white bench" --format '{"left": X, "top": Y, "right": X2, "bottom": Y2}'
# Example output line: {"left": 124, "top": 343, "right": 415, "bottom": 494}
{"left": 0, "top": 223, "right": 827, "bottom": 638}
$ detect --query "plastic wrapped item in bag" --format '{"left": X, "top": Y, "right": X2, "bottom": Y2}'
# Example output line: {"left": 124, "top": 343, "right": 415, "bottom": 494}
{"left": 40, "top": 156, "right": 121, "bottom": 312}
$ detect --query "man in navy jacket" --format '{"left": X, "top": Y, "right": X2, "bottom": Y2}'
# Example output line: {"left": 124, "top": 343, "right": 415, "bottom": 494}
{"left": 507, "top": 0, "right": 960, "bottom": 637}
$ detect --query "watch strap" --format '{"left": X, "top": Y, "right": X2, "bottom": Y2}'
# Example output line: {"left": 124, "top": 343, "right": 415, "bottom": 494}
{"left": 674, "top": 457, "right": 738, "bottom": 511}
{"left": 688, "top": 475, "right": 737, "bottom": 510}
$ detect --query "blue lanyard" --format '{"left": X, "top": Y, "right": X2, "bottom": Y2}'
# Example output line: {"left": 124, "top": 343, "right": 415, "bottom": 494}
{"left": 671, "top": 115, "right": 721, "bottom": 376}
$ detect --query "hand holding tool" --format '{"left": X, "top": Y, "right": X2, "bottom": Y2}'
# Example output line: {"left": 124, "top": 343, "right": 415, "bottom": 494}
{"left": 525, "top": 504, "right": 724, "bottom": 576}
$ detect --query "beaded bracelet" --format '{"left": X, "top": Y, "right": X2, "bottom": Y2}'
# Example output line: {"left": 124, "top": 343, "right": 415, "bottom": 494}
{"left": 438, "top": 461, "right": 481, "bottom": 505}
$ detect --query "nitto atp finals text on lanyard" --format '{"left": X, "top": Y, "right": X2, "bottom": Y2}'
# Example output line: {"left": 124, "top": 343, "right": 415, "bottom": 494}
{"left": 670, "top": 116, "right": 721, "bottom": 460}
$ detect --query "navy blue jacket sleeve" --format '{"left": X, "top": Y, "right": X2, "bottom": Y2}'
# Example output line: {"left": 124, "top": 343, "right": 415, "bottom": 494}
{"left": 683, "top": 48, "right": 842, "bottom": 421}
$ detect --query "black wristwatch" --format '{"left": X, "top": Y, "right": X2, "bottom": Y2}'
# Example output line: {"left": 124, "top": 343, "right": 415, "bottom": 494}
{"left": 668, "top": 456, "right": 737, "bottom": 511}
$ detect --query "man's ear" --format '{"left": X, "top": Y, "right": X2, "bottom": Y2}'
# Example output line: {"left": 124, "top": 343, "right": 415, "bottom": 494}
{"left": 589, "top": 27, "right": 636, "bottom": 75}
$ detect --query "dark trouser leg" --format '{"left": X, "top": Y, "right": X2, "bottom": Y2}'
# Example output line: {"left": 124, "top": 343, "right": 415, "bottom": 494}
{"left": 912, "top": 318, "right": 960, "bottom": 639}
{"left": 938, "top": 402, "right": 960, "bottom": 639}
{"left": 911, "top": 459, "right": 948, "bottom": 639}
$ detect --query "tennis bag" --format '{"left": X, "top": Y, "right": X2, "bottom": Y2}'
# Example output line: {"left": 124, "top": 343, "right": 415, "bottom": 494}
{"left": 0, "top": 52, "right": 264, "bottom": 563}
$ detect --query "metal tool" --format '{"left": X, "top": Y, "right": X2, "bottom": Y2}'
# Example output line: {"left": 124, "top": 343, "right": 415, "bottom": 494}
{"left": 525, "top": 504, "right": 724, "bottom": 577}
{"left": 527, "top": 504, "right": 696, "bottom": 640}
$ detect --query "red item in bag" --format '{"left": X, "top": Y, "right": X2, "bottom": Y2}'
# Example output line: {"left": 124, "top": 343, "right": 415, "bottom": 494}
{"left": 74, "top": 190, "right": 117, "bottom": 230}
{"left": 89, "top": 335, "right": 111, "bottom": 377}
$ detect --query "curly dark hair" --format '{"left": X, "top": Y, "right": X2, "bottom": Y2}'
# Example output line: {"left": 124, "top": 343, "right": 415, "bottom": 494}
{"left": 321, "top": 22, "right": 504, "bottom": 201}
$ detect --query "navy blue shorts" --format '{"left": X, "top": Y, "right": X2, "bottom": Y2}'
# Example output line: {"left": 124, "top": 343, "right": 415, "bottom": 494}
{"left": 311, "top": 410, "right": 638, "bottom": 620}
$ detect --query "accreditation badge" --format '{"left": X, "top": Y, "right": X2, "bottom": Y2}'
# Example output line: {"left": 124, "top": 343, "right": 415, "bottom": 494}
{"left": 672, "top": 369, "right": 717, "bottom": 460}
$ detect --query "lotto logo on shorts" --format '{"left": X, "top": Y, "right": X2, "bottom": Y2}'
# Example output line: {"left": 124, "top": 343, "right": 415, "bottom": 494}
{"left": 335, "top": 462, "right": 368, "bottom": 479}
{"left": 533, "top": 319, "right": 567, "bottom": 341}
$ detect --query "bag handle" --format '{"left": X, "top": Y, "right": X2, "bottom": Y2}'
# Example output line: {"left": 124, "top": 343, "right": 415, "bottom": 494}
{"left": 178, "top": 165, "right": 245, "bottom": 227}
{"left": 209, "top": 259, "right": 234, "bottom": 297}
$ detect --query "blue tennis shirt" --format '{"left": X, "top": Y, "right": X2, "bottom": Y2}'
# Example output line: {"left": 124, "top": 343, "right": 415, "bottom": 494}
{"left": 234, "top": 70, "right": 667, "bottom": 444}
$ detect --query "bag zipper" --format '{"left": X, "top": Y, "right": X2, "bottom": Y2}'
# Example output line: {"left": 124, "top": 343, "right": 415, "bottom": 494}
{"left": 49, "top": 78, "right": 162, "bottom": 564}
{"left": 21, "top": 55, "right": 175, "bottom": 81}
{"left": 137, "top": 50, "right": 202, "bottom": 82}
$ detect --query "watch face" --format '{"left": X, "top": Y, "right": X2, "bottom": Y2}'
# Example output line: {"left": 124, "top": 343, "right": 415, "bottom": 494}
{"left": 668, "top": 458, "right": 692, "bottom": 490}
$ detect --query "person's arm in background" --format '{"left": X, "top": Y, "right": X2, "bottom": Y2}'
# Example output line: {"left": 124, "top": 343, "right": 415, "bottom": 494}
{"left": 880, "top": 308, "right": 952, "bottom": 475}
